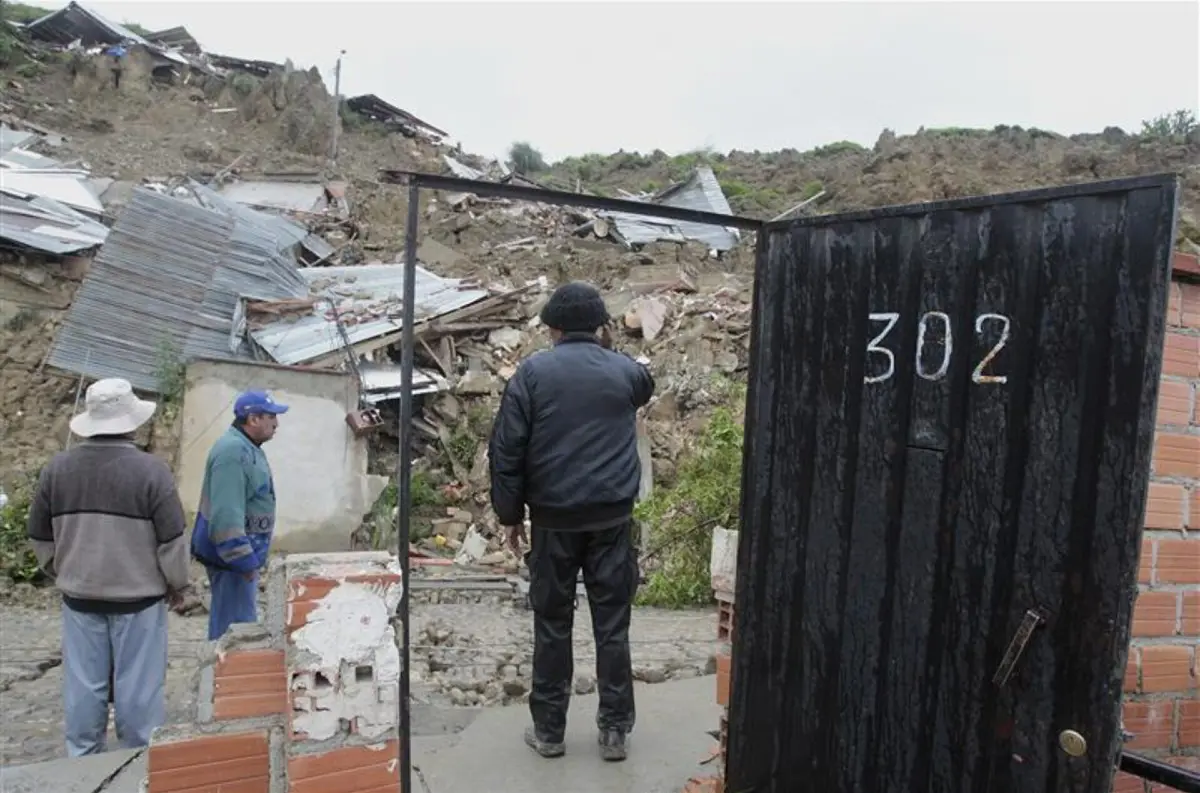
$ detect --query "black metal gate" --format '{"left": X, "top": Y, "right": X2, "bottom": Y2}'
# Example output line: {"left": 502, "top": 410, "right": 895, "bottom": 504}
{"left": 727, "top": 176, "right": 1180, "bottom": 793}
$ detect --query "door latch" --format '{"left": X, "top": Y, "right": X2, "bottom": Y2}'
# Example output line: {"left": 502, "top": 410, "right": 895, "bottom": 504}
{"left": 993, "top": 609, "right": 1046, "bottom": 686}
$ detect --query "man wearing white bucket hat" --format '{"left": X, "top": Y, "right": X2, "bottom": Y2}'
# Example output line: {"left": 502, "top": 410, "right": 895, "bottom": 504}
{"left": 26, "top": 377, "right": 193, "bottom": 756}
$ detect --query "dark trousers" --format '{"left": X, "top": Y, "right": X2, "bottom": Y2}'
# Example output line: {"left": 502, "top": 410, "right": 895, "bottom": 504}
{"left": 527, "top": 521, "right": 638, "bottom": 741}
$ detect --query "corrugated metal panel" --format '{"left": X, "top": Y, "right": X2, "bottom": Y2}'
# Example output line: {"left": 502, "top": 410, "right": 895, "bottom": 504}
{"left": 727, "top": 175, "right": 1179, "bottom": 793}
{"left": 216, "top": 180, "right": 327, "bottom": 214}
{"left": 0, "top": 125, "right": 37, "bottom": 153}
{"left": 359, "top": 364, "right": 444, "bottom": 403}
{"left": 0, "top": 169, "right": 104, "bottom": 215}
{"left": 0, "top": 191, "right": 109, "bottom": 253}
{"left": 444, "top": 155, "right": 486, "bottom": 181}
{"left": 606, "top": 166, "right": 739, "bottom": 251}
{"left": 189, "top": 180, "right": 334, "bottom": 262}
{"left": 25, "top": 1, "right": 149, "bottom": 46}
{"left": 47, "top": 187, "right": 309, "bottom": 391}
{"left": 250, "top": 264, "right": 489, "bottom": 365}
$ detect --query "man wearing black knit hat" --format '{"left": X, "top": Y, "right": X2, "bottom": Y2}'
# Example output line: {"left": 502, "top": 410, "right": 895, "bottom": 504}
{"left": 489, "top": 280, "right": 655, "bottom": 762}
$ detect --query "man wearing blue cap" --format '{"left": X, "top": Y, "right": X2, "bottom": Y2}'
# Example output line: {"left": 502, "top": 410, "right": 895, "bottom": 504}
{"left": 190, "top": 390, "right": 288, "bottom": 641}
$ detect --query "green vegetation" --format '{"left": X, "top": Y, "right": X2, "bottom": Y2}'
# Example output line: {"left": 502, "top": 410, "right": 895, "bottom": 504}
{"left": 508, "top": 141, "right": 548, "bottom": 174}
{"left": 636, "top": 382, "right": 745, "bottom": 608}
{"left": 153, "top": 337, "right": 186, "bottom": 407}
{"left": 1141, "top": 109, "right": 1198, "bottom": 138}
{"left": 0, "top": 2, "right": 50, "bottom": 25}
{"left": 229, "top": 72, "right": 258, "bottom": 98}
{"left": 367, "top": 470, "right": 443, "bottom": 548}
{"left": 0, "top": 484, "right": 39, "bottom": 583}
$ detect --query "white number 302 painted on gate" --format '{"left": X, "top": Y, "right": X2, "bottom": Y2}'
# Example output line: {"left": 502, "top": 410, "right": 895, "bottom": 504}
{"left": 864, "top": 311, "right": 1011, "bottom": 385}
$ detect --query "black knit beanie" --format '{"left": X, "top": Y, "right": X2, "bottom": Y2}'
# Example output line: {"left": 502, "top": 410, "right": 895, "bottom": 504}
{"left": 539, "top": 281, "right": 610, "bottom": 333}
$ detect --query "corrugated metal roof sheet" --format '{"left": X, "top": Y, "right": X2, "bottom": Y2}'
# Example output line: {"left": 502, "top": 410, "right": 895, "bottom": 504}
{"left": 216, "top": 180, "right": 328, "bottom": 214}
{"left": 188, "top": 180, "right": 335, "bottom": 262}
{"left": 0, "top": 125, "right": 37, "bottom": 153}
{"left": 0, "top": 168, "right": 105, "bottom": 215}
{"left": 26, "top": 1, "right": 148, "bottom": 46}
{"left": 47, "top": 187, "right": 310, "bottom": 392}
{"left": 248, "top": 264, "right": 490, "bottom": 365}
{"left": 444, "top": 155, "right": 486, "bottom": 181}
{"left": 605, "top": 166, "right": 741, "bottom": 252}
{"left": 0, "top": 191, "right": 109, "bottom": 253}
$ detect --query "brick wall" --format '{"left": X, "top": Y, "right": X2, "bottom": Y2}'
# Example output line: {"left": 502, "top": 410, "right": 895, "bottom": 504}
{"left": 145, "top": 552, "right": 404, "bottom": 793}
{"left": 1115, "top": 256, "right": 1200, "bottom": 790}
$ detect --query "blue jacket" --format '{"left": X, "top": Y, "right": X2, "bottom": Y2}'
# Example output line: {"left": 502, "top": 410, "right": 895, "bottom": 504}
{"left": 488, "top": 333, "right": 654, "bottom": 530}
{"left": 191, "top": 426, "right": 276, "bottom": 574}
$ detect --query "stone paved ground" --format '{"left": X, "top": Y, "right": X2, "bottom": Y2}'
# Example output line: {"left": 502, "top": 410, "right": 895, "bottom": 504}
{"left": 0, "top": 592, "right": 718, "bottom": 767}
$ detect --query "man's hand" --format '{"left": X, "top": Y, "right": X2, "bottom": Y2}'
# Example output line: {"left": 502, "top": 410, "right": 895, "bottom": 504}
{"left": 168, "top": 587, "right": 202, "bottom": 615}
{"left": 505, "top": 524, "right": 527, "bottom": 553}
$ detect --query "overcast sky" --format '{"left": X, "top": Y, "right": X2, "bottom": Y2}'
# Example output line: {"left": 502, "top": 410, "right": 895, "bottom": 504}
{"left": 21, "top": 0, "right": 1200, "bottom": 162}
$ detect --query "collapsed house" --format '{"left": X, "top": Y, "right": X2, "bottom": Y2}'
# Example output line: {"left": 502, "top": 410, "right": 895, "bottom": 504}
{"left": 345, "top": 94, "right": 447, "bottom": 141}
{"left": 589, "top": 166, "right": 741, "bottom": 252}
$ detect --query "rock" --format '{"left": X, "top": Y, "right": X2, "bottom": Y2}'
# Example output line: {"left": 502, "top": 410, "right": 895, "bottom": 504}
{"left": 633, "top": 665, "right": 667, "bottom": 684}
{"left": 573, "top": 674, "right": 596, "bottom": 694}
{"left": 456, "top": 369, "right": 500, "bottom": 396}
{"left": 501, "top": 665, "right": 519, "bottom": 681}
{"left": 449, "top": 687, "right": 467, "bottom": 706}
{"left": 502, "top": 679, "right": 528, "bottom": 697}
{"left": 488, "top": 327, "right": 524, "bottom": 350}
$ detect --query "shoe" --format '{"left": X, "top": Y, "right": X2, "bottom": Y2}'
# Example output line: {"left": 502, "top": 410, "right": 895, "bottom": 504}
{"left": 524, "top": 726, "right": 565, "bottom": 758}
{"left": 598, "top": 729, "right": 627, "bottom": 762}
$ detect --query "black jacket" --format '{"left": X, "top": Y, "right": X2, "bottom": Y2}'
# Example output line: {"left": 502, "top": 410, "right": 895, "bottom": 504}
{"left": 488, "top": 334, "right": 655, "bottom": 530}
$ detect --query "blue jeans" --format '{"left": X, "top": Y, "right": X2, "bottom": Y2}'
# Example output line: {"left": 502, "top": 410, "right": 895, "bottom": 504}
{"left": 61, "top": 601, "right": 168, "bottom": 756}
{"left": 206, "top": 567, "right": 259, "bottom": 641}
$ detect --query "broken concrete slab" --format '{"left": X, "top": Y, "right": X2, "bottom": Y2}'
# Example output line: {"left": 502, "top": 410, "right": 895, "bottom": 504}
{"left": 0, "top": 748, "right": 143, "bottom": 793}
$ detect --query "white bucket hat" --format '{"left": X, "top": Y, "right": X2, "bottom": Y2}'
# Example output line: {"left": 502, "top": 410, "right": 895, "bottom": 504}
{"left": 69, "top": 378, "right": 158, "bottom": 438}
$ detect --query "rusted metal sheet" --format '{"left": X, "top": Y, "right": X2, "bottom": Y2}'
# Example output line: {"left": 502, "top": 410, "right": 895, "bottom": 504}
{"left": 728, "top": 175, "right": 1179, "bottom": 793}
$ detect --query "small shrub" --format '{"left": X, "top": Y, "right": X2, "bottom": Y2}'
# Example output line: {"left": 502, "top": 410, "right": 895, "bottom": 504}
{"left": 809, "top": 140, "right": 866, "bottom": 157}
{"left": 636, "top": 382, "right": 745, "bottom": 608}
{"left": 14, "top": 60, "right": 42, "bottom": 79}
{"left": 0, "top": 489, "right": 39, "bottom": 583}
{"left": 1141, "top": 109, "right": 1198, "bottom": 138}
{"left": 509, "top": 141, "right": 548, "bottom": 174}
{"left": 229, "top": 73, "right": 258, "bottom": 98}
{"left": 154, "top": 337, "right": 185, "bottom": 406}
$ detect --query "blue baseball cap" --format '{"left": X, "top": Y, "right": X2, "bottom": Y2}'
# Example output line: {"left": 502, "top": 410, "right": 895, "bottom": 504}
{"left": 233, "top": 390, "right": 289, "bottom": 419}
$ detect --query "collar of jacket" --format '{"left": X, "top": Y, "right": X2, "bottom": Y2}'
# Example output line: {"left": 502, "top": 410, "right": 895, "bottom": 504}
{"left": 554, "top": 333, "right": 600, "bottom": 347}
{"left": 230, "top": 423, "right": 263, "bottom": 449}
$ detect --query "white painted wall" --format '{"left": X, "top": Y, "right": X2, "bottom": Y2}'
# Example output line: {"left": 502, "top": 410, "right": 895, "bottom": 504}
{"left": 176, "top": 359, "right": 388, "bottom": 553}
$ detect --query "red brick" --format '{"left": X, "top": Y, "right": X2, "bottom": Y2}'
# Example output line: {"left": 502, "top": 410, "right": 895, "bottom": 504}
{"left": 1181, "top": 279, "right": 1200, "bottom": 329}
{"left": 716, "top": 653, "right": 731, "bottom": 706}
{"left": 148, "top": 731, "right": 269, "bottom": 793}
{"left": 1122, "top": 700, "right": 1176, "bottom": 750}
{"left": 1138, "top": 539, "right": 1155, "bottom": 585}
{"left": 1152, "top": 433, "right": 1200, "bottom": 478}
{"left": 1110, "top": 770, "right": 1147, "bottom": 793}
{"left": 1145, "top": 483, "right": 1187, "bottom": 531}
{"left": 1180, "top": 699, "right": 1200, "bottom": 748}
{"left": 1156, "top": 380, "right": 1194, "bottom": 427}
{"left": 1168, "top": 282, "right": 1184, "bottom": 327}
{"left": 1184, "top": 592, "right": 1200, "bottom": 636}
{"left": 213, "top": 649, "right": 287, "bottom": 721}
{"left": 1163, "top": 332, "right": 1200, "bottom": 378}
{"left": 1157, "top": 539, "right": 1200, "bottom": 584}
{"left": 288, "top": 740, "right": 400, "bottom": 793}
{"left": 1176, "top": 252, "right": 1200, "bottom": 278}
{"left": 1140, "top": 644, "right": 1195, "bottom": 693}
{"left": 1133, "top": 590, "right": 1179, "bottom": 637}
{"left": 286, "top": 573, "right": 402, "bottom": 632}
{"left": 1123, "top": 647, "right": 1140, "bottom": 693}
{"left": 1191, "top": 488, "right": 1200, "bottom": 529}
